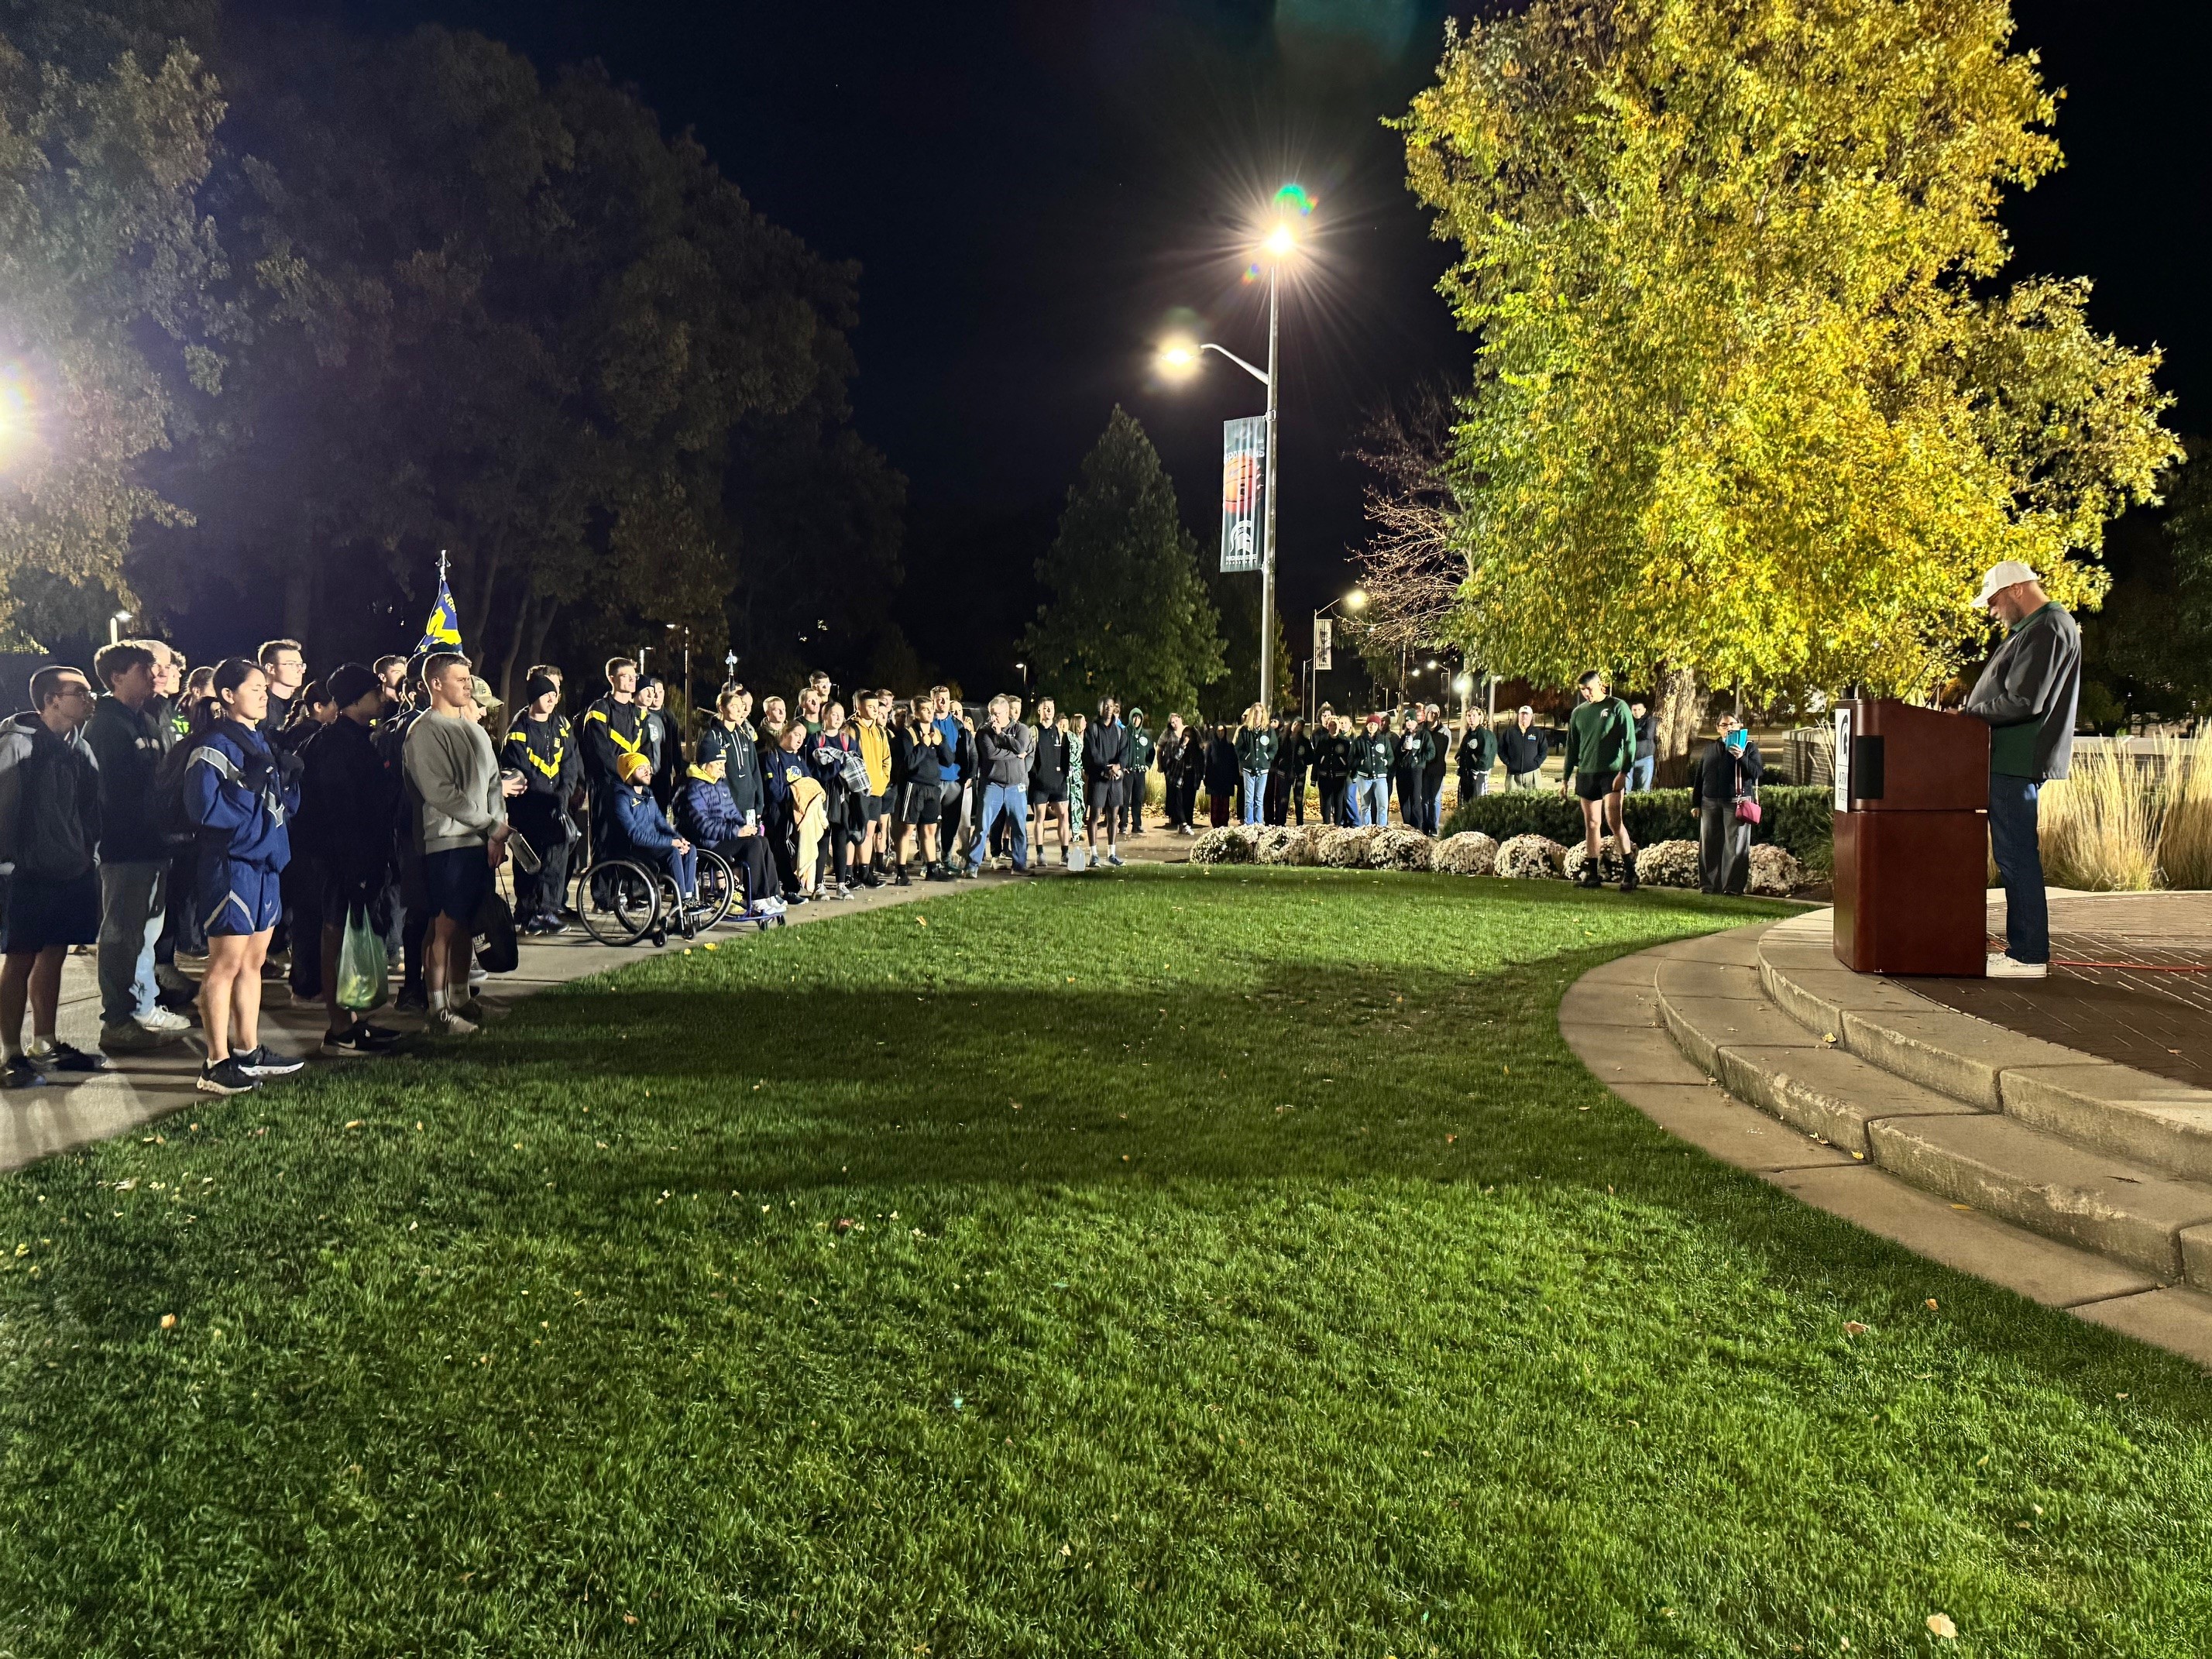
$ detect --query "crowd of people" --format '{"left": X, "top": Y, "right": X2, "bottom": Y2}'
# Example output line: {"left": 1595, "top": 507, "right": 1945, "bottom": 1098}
{"left": 0, "top": 636, "right": 1774, "bottom": 1098}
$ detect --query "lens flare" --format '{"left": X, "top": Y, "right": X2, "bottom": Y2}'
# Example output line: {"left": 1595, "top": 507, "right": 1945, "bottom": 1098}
{"left": 1273, "top": 183, "right": 1315, "bottom": 218}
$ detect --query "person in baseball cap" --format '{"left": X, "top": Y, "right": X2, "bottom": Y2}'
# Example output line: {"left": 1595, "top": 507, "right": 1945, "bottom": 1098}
{"left": 1962, "top": 558, "right": 2081, "bottom": 979}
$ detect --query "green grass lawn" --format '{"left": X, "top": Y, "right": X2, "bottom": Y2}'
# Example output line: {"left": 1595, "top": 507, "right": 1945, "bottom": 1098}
{"left": 4, "top": 866, "right": 2210, "bottom": 1657}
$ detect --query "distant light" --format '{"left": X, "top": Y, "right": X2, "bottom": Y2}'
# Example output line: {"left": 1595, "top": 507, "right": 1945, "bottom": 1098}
{"left": 1158, "top": 340, "right": 1198, "bottom": 376}
{"left": 1344, "top": 589, "right": 1367, "bottom": 610}
{"left": 1425, "top": 659, "right": 1438, "bottom": 669}
{"left": 1262, "top": 223, "right": 1297, "bottom": 261}
{"left": 1454, "top": 675, "right": 1472, "bottom": 694}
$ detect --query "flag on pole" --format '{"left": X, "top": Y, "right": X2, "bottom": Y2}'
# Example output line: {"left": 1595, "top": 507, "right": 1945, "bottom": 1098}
{"left": 417, "top": 555, "right": 462, "bottom": 652}
{"left": 1219, "top": 416, "right": 1266, "bottom": 573}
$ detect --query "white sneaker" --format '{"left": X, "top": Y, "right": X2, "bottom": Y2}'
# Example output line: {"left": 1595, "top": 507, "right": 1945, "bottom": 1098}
{"left": 468, "top": 963, "right": 489, "bottom": 988}
{"left": 1986, "top": 952, "right": 2049, "bottom": 980}
{"left": 431, "top": 1008, "right": 479, "bottom": 1036}
{"left": 137, "top": 1005, "right": 191, "bottom": 1034}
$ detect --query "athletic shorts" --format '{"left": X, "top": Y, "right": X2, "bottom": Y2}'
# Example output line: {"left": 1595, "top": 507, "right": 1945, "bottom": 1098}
{"left": 864, "top": 792, "right": 887, "bottom": 823}
{"left": 1575, "top": 770, "right": 1626, "bottom": 802}
{"left": 1087, "top": 778, "right": 1123, "bottom": 812}
{"left": 1029, "top": 783, "right": 1067, "bottom": 806}
{"left": 897, "top": 783, "right": 939, "bottom": 825}
{"left": 200, "top": 857, "right": 283, "bottom": 938}
{"left": 423, "top": 845, "right": 493, "bottom": 925}
{"left": 2, "top": 867, "right": 100, "bottom": 953}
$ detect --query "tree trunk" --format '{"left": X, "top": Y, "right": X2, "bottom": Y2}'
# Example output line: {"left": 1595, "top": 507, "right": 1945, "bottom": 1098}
{"left": 1652, "top": 666, "right": 1708, "bottom": 788}
{"left": 282, "top": 557, "right": 315, "bottom": 645}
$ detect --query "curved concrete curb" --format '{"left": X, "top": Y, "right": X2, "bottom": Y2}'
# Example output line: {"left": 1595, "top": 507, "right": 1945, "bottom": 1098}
{"left": 1561, "top": 925, "right": 2212, "bottom": 1369}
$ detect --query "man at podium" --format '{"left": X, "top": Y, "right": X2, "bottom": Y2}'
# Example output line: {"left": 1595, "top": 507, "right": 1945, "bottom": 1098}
{"left": 1963, "top": 559, "right": 2083, "bottom": 981}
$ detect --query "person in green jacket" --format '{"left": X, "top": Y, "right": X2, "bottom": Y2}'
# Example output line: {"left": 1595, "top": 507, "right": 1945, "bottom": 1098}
{"left": 1457, "top": 709, "right": 1499, "bottom": 802}
{"left": 1561, "top": 669, "right": 1639, "bottom": 891}
{"left": 1349, "top": 712, "right": 1395, "bottom": 827}
{"left": 1231, "top": 704, "right": 1278, "bottom": 826}
{"left": 1121, "top": 709, "right": 1156, "bottom": 837}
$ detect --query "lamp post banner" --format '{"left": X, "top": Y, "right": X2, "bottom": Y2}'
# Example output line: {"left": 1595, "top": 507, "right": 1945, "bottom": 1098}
{"left": 1313, "top": 617, "right": 1332, "bottom": 671}
{"left": 1220, "top": 415, "right": 1266, "bottom": 573}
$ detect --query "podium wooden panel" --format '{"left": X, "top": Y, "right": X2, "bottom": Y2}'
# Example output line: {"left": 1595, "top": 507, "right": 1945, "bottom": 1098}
{"left": 1830, "top": 700, "right": 1990, "bottom": 977}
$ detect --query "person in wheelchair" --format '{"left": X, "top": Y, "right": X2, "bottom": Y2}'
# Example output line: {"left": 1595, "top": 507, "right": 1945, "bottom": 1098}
{"left": 675, "top": 754, "right": 782, "bottom": 919}
{"left": 604, "top": 750, "right": 699, "bottom": 935}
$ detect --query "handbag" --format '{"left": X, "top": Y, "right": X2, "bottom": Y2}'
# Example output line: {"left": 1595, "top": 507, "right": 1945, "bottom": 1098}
{"left": 336, "top": 904, "right": 390, "bottom": 1011}
{"left": 1734, "top": 796, "right": 1762, "bottom": 825}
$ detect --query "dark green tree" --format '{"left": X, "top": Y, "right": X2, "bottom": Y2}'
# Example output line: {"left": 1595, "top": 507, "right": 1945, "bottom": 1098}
{"left": 1022, "top": 406, "right": 1224, "bottom": 718}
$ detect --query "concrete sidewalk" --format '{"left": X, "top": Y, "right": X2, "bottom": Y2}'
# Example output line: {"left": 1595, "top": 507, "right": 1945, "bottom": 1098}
{"left": 0, "top": 864, "right": 1015, "bottom": 1175}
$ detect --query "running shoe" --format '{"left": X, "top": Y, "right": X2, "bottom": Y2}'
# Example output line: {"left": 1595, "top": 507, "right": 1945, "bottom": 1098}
{"left": 235, "top": 1045, "right": 306, "bottom": 1077}
{"left": 197, "top": 1056, "right": 259, "bottom": 1096}
{"left": 31, "top": 1040, "right": 110, "bottom": 1073}
{"left": 321, "top": 1023, "right": 401, "bottom": 1056}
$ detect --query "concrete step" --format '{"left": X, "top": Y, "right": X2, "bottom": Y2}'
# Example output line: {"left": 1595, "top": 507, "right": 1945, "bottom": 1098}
{"left": 1867, "top": 1113, "right": 2212, "bottom": 1283}
{"left": 1757, "top": 910, "right": 2212, "bottom": 1187}
{"left": 1657, "top": 917, "right": 2212, "bottom": 1292}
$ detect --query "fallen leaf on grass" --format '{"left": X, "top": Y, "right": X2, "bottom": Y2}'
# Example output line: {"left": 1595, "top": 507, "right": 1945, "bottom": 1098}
{"left": 1925, "top": 1298, "right": 1939, "bottom": 1311}
{"left": 1843, "top": 1321, "right": 1868, "bottom": 1335}
{"left": 1926, "top": 1613, "right": 1957, "bottom": 1640}
{"left": 159, "top": 1313, "right": 177, "bottom": 1331}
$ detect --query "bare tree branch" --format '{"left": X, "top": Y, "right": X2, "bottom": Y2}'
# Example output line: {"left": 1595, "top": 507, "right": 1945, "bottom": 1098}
{"left": 1346, "top": 380, "right": 1467, "bottom": 656}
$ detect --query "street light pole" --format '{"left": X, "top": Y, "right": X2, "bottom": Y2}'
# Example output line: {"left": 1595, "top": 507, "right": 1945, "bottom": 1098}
{"left": 1260, "top": 259, "right": 1280, "bottom": 717}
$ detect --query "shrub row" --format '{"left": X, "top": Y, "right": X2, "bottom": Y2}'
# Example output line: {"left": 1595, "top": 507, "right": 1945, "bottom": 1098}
{"left": 1439, "top": 785, "right": 1833, "bottom": 873}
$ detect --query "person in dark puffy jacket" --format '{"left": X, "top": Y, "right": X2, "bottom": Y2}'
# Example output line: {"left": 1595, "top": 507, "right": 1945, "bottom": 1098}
{"left": 676, "top": 757, "right": 781, "bottom": 916}
{"left": 0, "top": 665, "right": 108, "bottom": 1087}
{"left": 85, "top": 640, "right": 188, "bottom": 1056}
{"left": 184, "top": 658, "right": 306, "bottom": 1095}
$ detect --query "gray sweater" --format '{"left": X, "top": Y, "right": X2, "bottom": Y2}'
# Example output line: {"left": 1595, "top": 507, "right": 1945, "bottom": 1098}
{"left": 1965, "top": 602, "right": 2081, "bottom": 781}
{"left": 403, "top": 713, "right": 507, "bottom": 854}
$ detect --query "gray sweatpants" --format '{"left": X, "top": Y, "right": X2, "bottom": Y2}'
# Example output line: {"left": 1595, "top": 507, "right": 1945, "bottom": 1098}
{"left": 1699, "top": 803, "right": 1751, "bottom": 895}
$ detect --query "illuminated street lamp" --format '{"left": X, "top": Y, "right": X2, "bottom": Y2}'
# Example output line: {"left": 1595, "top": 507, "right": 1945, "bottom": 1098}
{"left": 1157, "top": 184, "right": 1310, "bottom": 714}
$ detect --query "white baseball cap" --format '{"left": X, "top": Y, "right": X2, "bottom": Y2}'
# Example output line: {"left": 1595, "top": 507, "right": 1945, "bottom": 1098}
{"left": 1973, "top": 559, "right": 2040, "bottom": 608}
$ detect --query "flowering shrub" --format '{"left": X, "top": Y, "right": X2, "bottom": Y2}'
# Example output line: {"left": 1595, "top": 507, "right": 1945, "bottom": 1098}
{"left": 1190, "top": 826, "right": 1255, "bottom": 864}
{"left": 1634, "top": 839, "right": 1703, "bottom": 889}
{"left": 1317, "top": 828, "right": 1372, "bottom": 867}
{"left": 1367, "top": 828, "right": 1437, "bottom": 871}
{"left": 1496, "top": 833, "right": 1566, "bottom": 879}
{"left": 1433, "top": 831, "right": 1500, "bottom": 876}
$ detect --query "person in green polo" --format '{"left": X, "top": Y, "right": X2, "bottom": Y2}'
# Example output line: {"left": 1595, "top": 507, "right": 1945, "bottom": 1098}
{"left": 1559, "top": 669, "right": 1640, "bottom": 893}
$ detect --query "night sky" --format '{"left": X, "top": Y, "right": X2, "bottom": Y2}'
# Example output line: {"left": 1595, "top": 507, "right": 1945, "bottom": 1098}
{"left": 317, "top": 0, "right": 2209, "bottom": 634}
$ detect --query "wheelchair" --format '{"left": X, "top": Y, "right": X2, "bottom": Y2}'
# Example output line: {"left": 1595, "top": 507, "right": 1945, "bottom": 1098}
{"left": 572, "top": 847, "right": 739, "bottom": 946}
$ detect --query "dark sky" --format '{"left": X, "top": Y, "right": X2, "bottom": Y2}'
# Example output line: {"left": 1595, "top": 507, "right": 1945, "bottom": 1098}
{"left": 324, "top": 0, "right": 2208, "bottom": 631}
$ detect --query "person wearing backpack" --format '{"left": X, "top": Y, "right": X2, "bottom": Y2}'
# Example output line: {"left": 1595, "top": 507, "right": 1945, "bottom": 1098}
{"left": 0, "top": 666, "right": 112, "bottom": 1087}
{"left": 85, "top": 641, "right": 193, "bottom": 1055}
{"left": 1561, "top": 668, "right": 1640, "bottom": 893}
{"left": 185, "top": 658, "right": 307, "bottom": 1094}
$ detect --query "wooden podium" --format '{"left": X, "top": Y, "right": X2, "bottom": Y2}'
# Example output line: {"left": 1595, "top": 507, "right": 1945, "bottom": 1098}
{"left": 1830, "top": 699, "right": 1988, "bottom": 977}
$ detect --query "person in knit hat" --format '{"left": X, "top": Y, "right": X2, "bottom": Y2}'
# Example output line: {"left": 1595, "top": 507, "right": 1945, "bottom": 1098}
{"left": 500, "top": 671, "right": 581, "bottom": 934}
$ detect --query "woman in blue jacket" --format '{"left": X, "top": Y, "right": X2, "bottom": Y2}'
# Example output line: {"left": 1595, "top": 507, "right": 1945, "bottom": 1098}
{"left": 676, "top": 756, "right": 781, "bottom": 916}
{"left": 185, "top": 658, "right": 306, "bottom": 1096}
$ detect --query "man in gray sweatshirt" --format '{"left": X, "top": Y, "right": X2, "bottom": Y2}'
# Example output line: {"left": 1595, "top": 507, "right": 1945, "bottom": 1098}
{"left": 1964, "top": 559, "right": 2082, "bottom": 981}
{"left": 403, "top": 653, "right": 510, "bottom": 1033}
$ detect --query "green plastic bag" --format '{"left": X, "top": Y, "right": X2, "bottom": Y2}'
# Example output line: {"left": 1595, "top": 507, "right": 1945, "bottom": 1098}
{"left": 336, "top": 904, "right": 390, "bottom": 1012}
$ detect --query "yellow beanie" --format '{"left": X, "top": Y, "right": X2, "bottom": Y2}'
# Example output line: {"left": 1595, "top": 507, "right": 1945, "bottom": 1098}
{"left": 617, "top": 750, "right": 651, "bottom": 785}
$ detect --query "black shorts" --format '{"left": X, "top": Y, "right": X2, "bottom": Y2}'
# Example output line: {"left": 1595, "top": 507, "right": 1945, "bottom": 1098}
{"left": 2, "top": 867, "right": 99, "bottom": 953}
{"left": 1087, "top": 777, "right": 1123, "bottom": 812}
{"left": 1029, "top": 783, "right": 1067, "bottom": 807}
{"left": 423, "top": 846, "right": 493, "bottom": 923}
{"left": 897, "top": 783, "right": 939, "bottom": 825}
{"left": 864, "top": 792, "right": 887, "bottom": 823}
{"left": 1575, "top": 770, "right": 1626, "bottom": 802}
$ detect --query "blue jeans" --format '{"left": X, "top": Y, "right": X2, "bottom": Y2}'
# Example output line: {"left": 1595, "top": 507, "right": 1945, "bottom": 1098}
{"left": 1987, "top": 772, "right": 2047, "bottom": 965}
{"left": 1240, "top": 770, "right": 1267, "bottom": 824}
{"left": 97, "top": 860, "right": 163, "bottom": 1025}
{"left": 1628, "top": 756, "right": 1655, "bottom": 793}
{"left": 970, "top": 782, "right": 1029, "bottom": 871}
{"left": 1352, "top": 777, "right": 1389, "bottom": 826}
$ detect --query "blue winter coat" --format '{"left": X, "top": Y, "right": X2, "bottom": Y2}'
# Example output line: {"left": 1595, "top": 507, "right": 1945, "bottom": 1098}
{"left": 677, "top": 776, "right": 745, "bottom": 845}
{"left": 607, "top": 783, "right": 678, "bottom": 858}
{"left": 185, "top": 719, "right": 297, "bottom": 870}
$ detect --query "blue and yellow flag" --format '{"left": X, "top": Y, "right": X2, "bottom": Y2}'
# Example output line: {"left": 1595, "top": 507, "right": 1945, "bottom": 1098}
{"left": 417, "top": 567, "right": 462, "bottom": 652}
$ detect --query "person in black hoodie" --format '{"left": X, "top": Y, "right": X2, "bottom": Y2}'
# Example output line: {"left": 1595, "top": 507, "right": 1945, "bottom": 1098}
{"left": 1688, "top": 715, "right": 1763, "bottom": 895}
{"left": 1311, "top": 712, "right": 1353, "bottom": 826}
{"left": 295, "top": 663, "right": 403, "bottom": 1055}
{"left": 1498, "top": 705, "right": 1548, "bottom": 791}
{"left": 1027, "top": 697, "right": 1072, "bottom": 867}
{"left": 86, "top": 641, "right": 190, "bottom": 1055}
{"left": 1153, "top": 713, "right": 1198, "bottom": 834}
{"left": 895, "top": 697, "right": 956, "bottom": 880}
{"left": 696, "top": 685, "right": 764, "bottom": 832}
{"left": 0, "top": 666, "right": 110, "bottom": 1085}
{"left": 1203, "top": 723, "right": 1241, "bottom": 828}
{"left": 1081, "top": 696, "right": 1129, "bottom": 868}
{"left": 501, "top": 672, "right": 582, "bottom": 934}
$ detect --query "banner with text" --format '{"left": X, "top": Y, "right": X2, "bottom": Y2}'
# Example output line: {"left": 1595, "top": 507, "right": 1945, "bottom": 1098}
{"left": 1313, "top": 616, "right": 1333, "bottom": 671}
{"left": 1219, "top": 415, "right": 1266, "bottom": 573}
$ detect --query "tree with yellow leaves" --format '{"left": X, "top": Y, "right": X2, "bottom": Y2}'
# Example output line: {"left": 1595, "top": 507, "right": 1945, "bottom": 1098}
{"left": 1396, "top": 0, "right": 2179, "bottom": 714}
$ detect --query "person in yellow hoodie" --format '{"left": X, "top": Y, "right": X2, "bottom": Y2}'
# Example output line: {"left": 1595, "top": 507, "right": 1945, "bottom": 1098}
{"left": 849, "top": 689, "right": 893, "bottom": 888}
